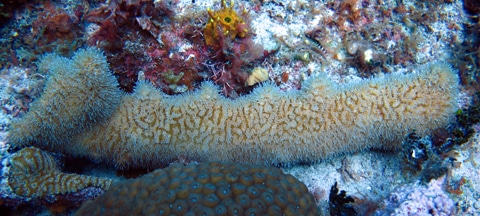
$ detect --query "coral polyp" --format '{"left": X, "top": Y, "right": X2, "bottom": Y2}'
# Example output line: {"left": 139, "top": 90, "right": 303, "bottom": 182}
{"left": 204, "top": 0, "right": 249, "bottom": 47}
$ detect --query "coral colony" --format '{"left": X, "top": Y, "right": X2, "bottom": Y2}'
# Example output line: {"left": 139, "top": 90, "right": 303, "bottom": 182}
{"left": 76, "top": 162, "right": 320, "bottom": 215}
{"left": 1, "top": 0, "right": 480, "bottom": 215}
{"left": 9, "top": 48, "right": 458, "bottom": 169}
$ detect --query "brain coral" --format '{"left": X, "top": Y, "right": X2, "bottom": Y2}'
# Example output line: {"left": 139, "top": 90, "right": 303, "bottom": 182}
{"left": 75, "top": 161, "right": 319, "bottom": 215}
{"left": 8, "top": 147, "right": 114, "bottom": 198}
{"left": 8, "top": 48, "right": 122, "bottom": 150}
{"left": 9, "top": 48, "right": 459, "bottom": 169}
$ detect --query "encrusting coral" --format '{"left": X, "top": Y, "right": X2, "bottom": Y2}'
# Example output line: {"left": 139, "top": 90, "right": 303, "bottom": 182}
{"left": 9, "top": 47, "right": 459, "bottom": 169}
{"left": 75, "top": 161, "right": 319, "bottom": 215}
{"left": 8, "top": 48, "right": 122, "bottom": 150}
{"left": 8, "top": 147, "right": 115, "bottom": 198}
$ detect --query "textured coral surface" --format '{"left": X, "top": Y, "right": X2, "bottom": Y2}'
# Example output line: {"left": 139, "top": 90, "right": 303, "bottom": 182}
{"left": 9, "top": 48, "right": 459, "bottom": 169}
{"left": 8, "top": 48, "right": 122, "bottom": 149}
{"left": 3, "top": 0, "right": 480, "bottom": 214}
{"left": 8, "top": 147, "right": 114, "bottom": 198}
{"left": 75, "top": 161, "right": 320, "bottom": 215}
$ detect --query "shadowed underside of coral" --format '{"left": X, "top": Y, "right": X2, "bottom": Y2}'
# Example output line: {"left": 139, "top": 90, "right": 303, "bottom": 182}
{"left": 9, "top": 48, "right": 459, "bottom": 169}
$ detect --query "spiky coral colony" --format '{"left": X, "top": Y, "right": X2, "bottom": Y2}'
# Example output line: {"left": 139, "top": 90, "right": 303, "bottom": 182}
{"left": 9, "top": 48, "right": 459, "bottom": 169}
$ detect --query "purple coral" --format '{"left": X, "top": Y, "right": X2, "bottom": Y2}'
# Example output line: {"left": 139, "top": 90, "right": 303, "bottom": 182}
{"left": 375, "top": 177, "right": 456, "bottom": 216}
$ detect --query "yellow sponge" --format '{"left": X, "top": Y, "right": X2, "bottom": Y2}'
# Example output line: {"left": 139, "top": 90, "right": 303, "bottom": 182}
{"left": 8, "top": 48, "right": 122, "bottom": 150}
{"left": 69, "top": 63, "right": 457, "bottom": 169}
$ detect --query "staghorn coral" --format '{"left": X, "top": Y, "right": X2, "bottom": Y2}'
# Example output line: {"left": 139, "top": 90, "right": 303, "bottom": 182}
{"left": 8, "top": 147, "right": 114, "bottom": 198}
{"left": 9, "top": 48, "right": 459, "bottom": 169}
{"left": 8, "top": 48, "right": 122, "bottom": 150}
{"left": 75, "top": 161, "right": 319, "bottom": 215}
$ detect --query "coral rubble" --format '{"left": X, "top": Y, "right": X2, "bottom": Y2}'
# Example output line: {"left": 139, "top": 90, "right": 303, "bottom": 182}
{"left": 9, "top": 48, "right": 459, "bottom": 169}
{"left": 75, "top": 161, "right": 319, "bottom": 215}
{"left": 246, "top": 67, "right": 269, "bottom": 86}
{"left": 8, "top": 147, "right": 114, "bottom": 198}
{"left": 376, "top": 177, "right": 455, "bottom": 215}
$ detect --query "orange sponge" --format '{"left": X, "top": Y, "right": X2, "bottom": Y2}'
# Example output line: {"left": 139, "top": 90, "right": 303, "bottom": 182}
{"left": 204, "top": 0, "right": 249, "bottom": 47}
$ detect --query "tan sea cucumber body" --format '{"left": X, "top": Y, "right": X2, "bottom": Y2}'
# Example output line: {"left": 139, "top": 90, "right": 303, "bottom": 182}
{"left": 68, "top": 64, "right": 458, "bottom": 169}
